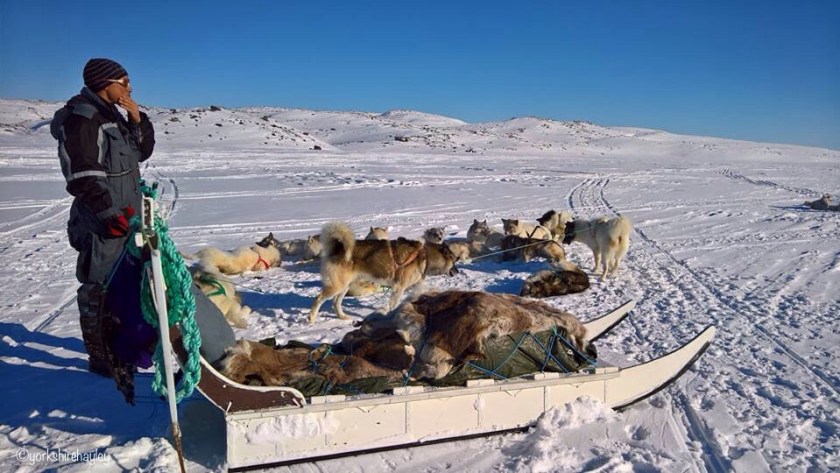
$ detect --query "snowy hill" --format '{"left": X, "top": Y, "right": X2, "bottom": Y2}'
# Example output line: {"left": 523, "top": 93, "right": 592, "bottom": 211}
{"left": 4, "top": 98, "right": 836, "bottom": 161}
{"left": 0, "top": 97, "right": 839, "bottom": 472}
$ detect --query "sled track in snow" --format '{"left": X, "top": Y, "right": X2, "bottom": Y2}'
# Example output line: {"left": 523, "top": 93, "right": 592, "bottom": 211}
{"left": 633, "top": 225, "right": 840, "bottom": 401}
{"left": 718, "top": 168, "right": 818, "bottom": 197}
{"left": 576, "top": 174, "right": 838, "bottom": 399}
{"left": 0, "top": 196, "right": 72, "bottom": 241}
{"left": 571, "top": 174, "right": 840, "bottom": 471}
{"left": 568, "top": 175, "right": 730, "bottom": 472}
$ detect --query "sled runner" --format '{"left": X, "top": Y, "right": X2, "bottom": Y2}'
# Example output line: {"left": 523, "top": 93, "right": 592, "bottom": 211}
{"left": 168, "top": 299, "right": 715, "bottom": 470}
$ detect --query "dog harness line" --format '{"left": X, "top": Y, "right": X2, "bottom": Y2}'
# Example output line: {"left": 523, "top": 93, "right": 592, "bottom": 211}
{"left": 253, "top": 255, "right": 271, "bottom": 271}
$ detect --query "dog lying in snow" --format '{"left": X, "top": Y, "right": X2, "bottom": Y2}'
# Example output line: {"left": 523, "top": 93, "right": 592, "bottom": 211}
{"left": 563, "top": 216, "right": 632, "bottom": 279}
{"left": 278, "top": 234, "right": 322, "bottom": 261}
{"left": 804, "top": 194, "right": 832, "bottom": 210}
{"left": 183, "top": 233, "right": 282, "bottom": 275}
{"left": 519, "top": 260, "right": 590, "bottom": 298}
{"left": 498, "top": 234, "right": 566, "bottom": 263}
{"left": 191, "top": 269, "right": 251, "bottom": 328}
{"left": 423, "top": 227, "right": 446, "bottom": 245}
{"left": 502, "top": 218, "right": 553, "bottom": 240}
{"left": 467, "top": 219, "right": 505, "bottom": 253}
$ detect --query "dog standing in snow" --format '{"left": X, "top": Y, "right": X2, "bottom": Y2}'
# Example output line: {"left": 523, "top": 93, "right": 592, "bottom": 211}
{"left": 563, "top": 216, "right": 632, "bottom": 279}
{"left": 310, "top": 222, "right": 427, "bottom": 323}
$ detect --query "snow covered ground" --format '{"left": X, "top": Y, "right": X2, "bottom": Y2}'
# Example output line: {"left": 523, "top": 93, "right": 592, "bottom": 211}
{"left": 1, "top": 98, "right": 838, "bottom": 472}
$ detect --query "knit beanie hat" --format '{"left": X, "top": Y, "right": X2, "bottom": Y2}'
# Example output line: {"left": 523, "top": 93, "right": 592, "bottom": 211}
{"left": 83, "top": 58, "right": 128, "bottom": 92}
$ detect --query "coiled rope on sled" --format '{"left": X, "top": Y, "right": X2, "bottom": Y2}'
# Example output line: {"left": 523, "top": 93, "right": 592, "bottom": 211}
{"left": 128, "top": 181, "right": 202, "bottom": 403}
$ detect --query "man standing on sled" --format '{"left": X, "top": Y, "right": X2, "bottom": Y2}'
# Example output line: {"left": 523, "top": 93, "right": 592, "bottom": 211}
{"left": 50, "top": 58, "right": 155, "bottom": 376}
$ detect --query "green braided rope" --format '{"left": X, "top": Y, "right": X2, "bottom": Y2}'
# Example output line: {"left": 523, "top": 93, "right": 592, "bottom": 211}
{"left": 130, "top": 181, "right": 202, "bottom": 403}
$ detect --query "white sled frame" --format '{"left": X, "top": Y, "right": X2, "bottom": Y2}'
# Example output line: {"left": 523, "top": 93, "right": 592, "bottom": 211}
{"left": 171, "top": 300, "right": 715, "bottom": 470}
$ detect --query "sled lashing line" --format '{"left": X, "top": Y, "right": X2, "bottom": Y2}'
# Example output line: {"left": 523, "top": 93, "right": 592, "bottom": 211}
{"left": 169, "top": 299, "right": 715, "bottom": 470}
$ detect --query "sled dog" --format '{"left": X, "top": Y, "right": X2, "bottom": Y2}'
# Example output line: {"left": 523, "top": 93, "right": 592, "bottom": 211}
{"left": 519, "top": 260, "right": 590, "bottom": 298}
{"left": 499, "top": 234, "right": 566, "bottom": 263}
{"left": 502, "top": 218, "right": 553, "bottom": 240}
{"left": 424, "top": 242, "right": 460, "bottom": 277}
{"left": 278, "top": 234, "right": 322, "bottom": 261}
{"left": 443, "top": 240, "right": 473, "bottom": 262}
{"left": 537, "top": 209, "right": 574, "bottom": 240}
{"left": 467, "top": 219, "right": 504, "bottom": 251}
{"left": 563, "top": 216, "right": 632, "bottom": 278}
{"left": 310, "top": 222, "right": 427, "bottom": 323}
{"left": 188, "top": 233, "right": 282, "bottom": 275}
{"left": 423, "top": 227, "right": 446, "bottom": 245}
{"left": 365, "top": 227, "right": 389, "bottom": 240}
{"left": 804, "top": 194, "right": 832, "bottom": 210}
{"left": 191, "top": 269, "right": 251, "bottom": 328}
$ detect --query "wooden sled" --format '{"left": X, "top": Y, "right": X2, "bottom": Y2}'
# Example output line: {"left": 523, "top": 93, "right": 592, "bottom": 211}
{"left": 171, "top": 299, "right": 716, "bottom": 470}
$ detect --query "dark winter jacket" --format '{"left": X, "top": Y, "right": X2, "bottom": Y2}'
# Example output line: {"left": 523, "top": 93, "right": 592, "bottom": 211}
{"left": 50, "top": 88, "right": 154, "bottom": 240}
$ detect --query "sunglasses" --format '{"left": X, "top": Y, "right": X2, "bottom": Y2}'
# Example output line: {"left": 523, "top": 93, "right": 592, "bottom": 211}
{"left": 108, "top": 77, "right": 131, "bottom": 88}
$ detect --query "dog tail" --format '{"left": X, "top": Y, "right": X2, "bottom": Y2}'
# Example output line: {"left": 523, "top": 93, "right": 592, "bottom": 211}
{"left": 320, "top": 221, "right": 356, "bottom": 263}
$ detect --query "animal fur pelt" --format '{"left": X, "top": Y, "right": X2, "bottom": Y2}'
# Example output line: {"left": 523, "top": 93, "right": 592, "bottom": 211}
{"left": 340, "top": 319, "right": 415, "bottom": 371}
{"left": 221, "top": 339, "right": 403, "bottom": 388}
{"left": 310, "top": 222, "right": 427, "bottom": 323}
{"left": 804, "top": 194, "right": 832, "bottom": 210}
{"left": 520, "top": 261, "right": 590, "bottom": 298}
{"left": 564, "top": 216, "right": 632, "bottom": 279}
{"left": 502, "top": 218, "right": 553, "bottom": 240}
{"left": 390, "top": 290, "right": 588, "bottom": 380}
{"left": 184, "top": 233, "right": 282, "bottom": 275}
{"left": 191, "top": 269, "right": 251, "bottom": 328}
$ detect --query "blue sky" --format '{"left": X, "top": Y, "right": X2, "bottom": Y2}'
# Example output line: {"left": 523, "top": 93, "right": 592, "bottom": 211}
{"left": 1, "top": 0, "right": 838, "bottom": 149}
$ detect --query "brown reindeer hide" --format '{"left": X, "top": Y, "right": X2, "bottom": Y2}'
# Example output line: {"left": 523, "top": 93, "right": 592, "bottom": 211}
{"left": 392, "top": 290, "right": 588, "bottom": 379}
{"left": 221, "top": 339, "right": 404, "bottom": 391}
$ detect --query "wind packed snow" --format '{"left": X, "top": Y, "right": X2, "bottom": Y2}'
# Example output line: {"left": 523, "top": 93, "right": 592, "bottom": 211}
{"left": 241, "top": 413, "right": 340, "bottom": 445}
{"left": 1, "top": 99, "right": 838, "bottom": 472}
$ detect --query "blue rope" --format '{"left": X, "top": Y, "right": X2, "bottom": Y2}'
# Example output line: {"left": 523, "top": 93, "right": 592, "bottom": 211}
{"left": 402, "top": 338, "right": 428, "bottom": 387}
{"left": 555, "top": 329, "right": 598, "bottom": 367}
{"left": 530, "top": 330, "right": 570, "bottom": 374}
{"left": 465, "top": 332, "right": 530, "bottom": 380}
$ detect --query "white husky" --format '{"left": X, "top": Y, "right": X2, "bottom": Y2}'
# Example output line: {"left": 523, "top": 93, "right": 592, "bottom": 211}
{"left": 563, "top": 216, "right": 632, "bottom": 279}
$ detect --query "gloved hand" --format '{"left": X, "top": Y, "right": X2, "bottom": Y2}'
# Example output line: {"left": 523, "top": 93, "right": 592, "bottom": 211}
{"left": 105, "top": 214, "right": 129, "bottom": 238}
{"left": 104, "top": 206, "right": 135, "bottom": 238}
